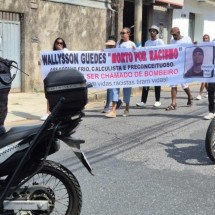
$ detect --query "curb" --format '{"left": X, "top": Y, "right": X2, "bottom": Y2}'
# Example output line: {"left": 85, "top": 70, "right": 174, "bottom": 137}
{"left": 87, "top": 83, "right": 200, "bottom": 102}
{"left": 5, "top": 84, "right": 201, "bottom": 125}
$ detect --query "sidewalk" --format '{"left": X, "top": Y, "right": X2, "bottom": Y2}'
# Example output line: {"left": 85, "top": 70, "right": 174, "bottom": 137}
{"left": 5, "top": 84, "right": 201, "bottom": 126}
{"left": 5, "top": 89, "right": 108, "bottom": 125}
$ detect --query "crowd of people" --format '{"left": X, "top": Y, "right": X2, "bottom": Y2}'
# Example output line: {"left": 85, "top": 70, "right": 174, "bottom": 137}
{"left": 101, "top": 26, "right": 215, "bottom": 120}
{"left": 0, "top": 26, "right": 214, "bottom": 137}
{"left": 35, "top": 27, "right": 215, "bottom": 122}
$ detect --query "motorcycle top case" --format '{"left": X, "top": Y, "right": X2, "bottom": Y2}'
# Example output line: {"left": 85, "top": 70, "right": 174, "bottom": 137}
{"left": 44, "top": 69, "right": 88, "bottom": 117}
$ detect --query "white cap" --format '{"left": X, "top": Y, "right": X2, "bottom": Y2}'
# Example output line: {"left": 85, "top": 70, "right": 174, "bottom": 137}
{"left": 149, "top": 25, "right": 159, "bottom": 33}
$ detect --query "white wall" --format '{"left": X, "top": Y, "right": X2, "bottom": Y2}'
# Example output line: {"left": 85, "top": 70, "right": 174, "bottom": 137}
{"left": 172, "top": 9, "right": 190, "bottom": 36}
{"left": 172, "top": 0, "right": 215, "bottom": 42}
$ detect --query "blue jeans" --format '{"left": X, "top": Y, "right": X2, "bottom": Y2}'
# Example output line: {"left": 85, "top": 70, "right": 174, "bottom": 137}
{"left": 112, "top": 88, "right": 120, "bottom": 102}
{"left": 105, "top": 88, "right": 121, "bottom": 107}
{"left": 104, "top": 89, "right": 112, "bottom": 108}
{"left": 123, "top": 88, "right": 131, "bottom": 104}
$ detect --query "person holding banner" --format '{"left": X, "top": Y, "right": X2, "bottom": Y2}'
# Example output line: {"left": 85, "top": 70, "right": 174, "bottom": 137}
{"left": 136, "top": 25, "right": 164, "bottom": 108}
{"left": 204, "top": 82, "right": 215, "bottom": 120}
{"left": 106, "top": 27, "right": 136, "bottom": 117}
{"left": 101, "top": 36, "right": 123, "bottom": 114}
{"left": 201, "top": 34, "right": 215, "bottom": 119}
{"left": 40, "top": 37, "right": 68, "bottom": 121}
{"left": 196, "top": 34, "right": 210, "bottom": 100}
{"left": 166, "top": 27, "right": 193, "bottom": 111}
{"left": 204, "top": 61, "right": 215, "bottom": 119}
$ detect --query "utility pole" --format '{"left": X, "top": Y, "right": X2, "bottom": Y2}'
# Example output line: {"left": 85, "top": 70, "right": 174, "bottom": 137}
{"left": 134, "top": 0, "right": 143, "bottom": 46}
{"left": 113, "top": 0, "right": 124, "bottom": 40}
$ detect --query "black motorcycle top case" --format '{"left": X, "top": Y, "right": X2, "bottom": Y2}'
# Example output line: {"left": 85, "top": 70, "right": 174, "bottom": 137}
{"left": 44, "top": 69, "right": 88, "bottom": 117}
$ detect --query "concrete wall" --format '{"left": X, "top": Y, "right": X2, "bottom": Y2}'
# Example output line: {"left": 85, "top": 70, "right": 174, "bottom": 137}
{"left": 172, "top": 0, "right": 215, "bottom": 42}
{"left": 151, "top": 5, "right": 172, "bottom": 45}
{"left": 0, "top": 0, "right": 111, "bottom": 92}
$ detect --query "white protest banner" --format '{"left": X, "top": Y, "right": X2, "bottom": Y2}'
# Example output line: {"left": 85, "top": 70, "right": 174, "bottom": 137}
{"left": 40, "top": 42, "right": 215, "bottom": 89}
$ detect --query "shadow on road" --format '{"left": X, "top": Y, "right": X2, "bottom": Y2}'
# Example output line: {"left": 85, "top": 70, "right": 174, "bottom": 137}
{"left": 10, "top": 111, "right": 40, "bottom": 120}
{"left": 163, "top": 138, "right": 213, "bottom": 166}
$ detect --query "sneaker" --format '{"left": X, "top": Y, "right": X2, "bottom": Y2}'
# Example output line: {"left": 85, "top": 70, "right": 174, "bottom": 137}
{"left": 154, "top": 101, "right": 161, "bottom": 107}
{"left": 116, "top": 99, "right": 123, "bottom": 109}
{"left": 40, "top": 114, "right": 49, "bottom": 121}
{"left": 122, "top": 110, "right": 129, "bottom": 117}
{"left": 105, "top": 111, "right": 116, "bottom": 118}
{"left": 205, "top": 92, "right": 208, "bottom": 98}
{"left": 136, "top": 102, "right": 145, "bottom": 107}
{"left": 196, "top": 95, "right": 202, "bottom": 100}
{"left": 204, "top": 112, "right": 215, "bottom": 120}
{"left": 101, "top": 107, "right": 110, "bottom": 113}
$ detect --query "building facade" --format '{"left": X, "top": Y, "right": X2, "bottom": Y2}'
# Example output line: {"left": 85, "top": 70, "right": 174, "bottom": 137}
{"left": 0, "top": 0, "right": 113, "bottom": 92}
{"left": 122, "top": 0, "right": 184, "bottom": 45}
{"left": 122, "top": 0, "right": 215, "bottom": 44}
{"left": 0, "top": 0, "right": 215, "bottom": 92}
{"left": 172, "top": 0, "right": 215, "bottom": 42}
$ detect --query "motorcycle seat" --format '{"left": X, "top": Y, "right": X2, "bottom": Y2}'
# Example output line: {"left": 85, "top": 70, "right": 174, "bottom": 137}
{"left": 0, "top": 124, "right": 41, "bottom": 149}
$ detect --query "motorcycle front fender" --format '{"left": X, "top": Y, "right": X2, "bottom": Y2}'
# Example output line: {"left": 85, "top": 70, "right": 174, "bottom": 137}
{"left": 60, "top": 136, "right": 93, "bottom": 175}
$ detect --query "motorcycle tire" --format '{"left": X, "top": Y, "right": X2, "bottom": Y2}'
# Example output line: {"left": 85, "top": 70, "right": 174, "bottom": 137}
{"left": 16, "top": 160, "right": 82, "bottom": 215}
{"left": 205, "top": 118, "right": 215, "bottom": 162}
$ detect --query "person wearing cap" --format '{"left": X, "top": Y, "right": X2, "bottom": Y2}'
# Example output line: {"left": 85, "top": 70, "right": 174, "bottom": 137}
{"left": 102, "top": 36, "right": 123, "bottom": 116}
{"left": 184, "top": 47, "right": 204, "bottom": 78}
{"left": 165, "top": 27, "right": 193, "bottom": 111}
{"left": 136, "top": 25, "right": 164, "bottom": 108}
{"left": 102, "top": 36, "right": 116, "bottom": 113}
{"left": 105, "top": 37, "right": 116, "bottom": 46}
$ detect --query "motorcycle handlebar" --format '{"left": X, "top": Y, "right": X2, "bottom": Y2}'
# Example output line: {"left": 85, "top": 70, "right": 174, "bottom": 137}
{"left": 0, "top": 57, "right": 29, "bottom": 76}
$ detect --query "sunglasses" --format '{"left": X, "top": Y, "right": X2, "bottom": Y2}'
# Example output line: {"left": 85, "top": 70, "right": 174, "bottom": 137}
{"left": 120, "top": 32, "right": 127, "bottom": 35}
{"left": 56, "top": 42, "right": 63, "bottom": 45}
{"left": 149, "top": 30, "right": 157, "bottom": 33}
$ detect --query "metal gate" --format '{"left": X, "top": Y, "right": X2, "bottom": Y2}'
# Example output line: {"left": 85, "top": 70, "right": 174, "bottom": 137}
{"left": 0, "top": 12, "right": 21, "bottom": 92}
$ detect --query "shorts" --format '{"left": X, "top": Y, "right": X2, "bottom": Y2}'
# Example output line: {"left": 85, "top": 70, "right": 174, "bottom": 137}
{"left": 112, "top": 88, "right": 120, "bottom": 102}
{"left": 170, "top": 83, "right": 189, "bottom": 89}
{"left": 123, "top": 87, "right": 132, "bottom": 103}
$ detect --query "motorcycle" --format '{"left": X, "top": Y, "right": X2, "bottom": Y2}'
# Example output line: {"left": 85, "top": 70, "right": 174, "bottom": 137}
{"left": 0, "top": 61, "right": 93, "bottom": 215}
{"left": 205, "top": 117, "right": 215, "bottom": 162}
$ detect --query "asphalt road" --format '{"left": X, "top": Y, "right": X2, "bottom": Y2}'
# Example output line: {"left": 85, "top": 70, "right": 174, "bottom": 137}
{"left": 45, "top": 86, "right": 215, "bottom": 215}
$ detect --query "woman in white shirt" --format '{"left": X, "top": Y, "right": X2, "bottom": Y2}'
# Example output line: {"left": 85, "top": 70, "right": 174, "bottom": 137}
{"left": 114, "top": 27, "right": 136, "bottom": 117}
